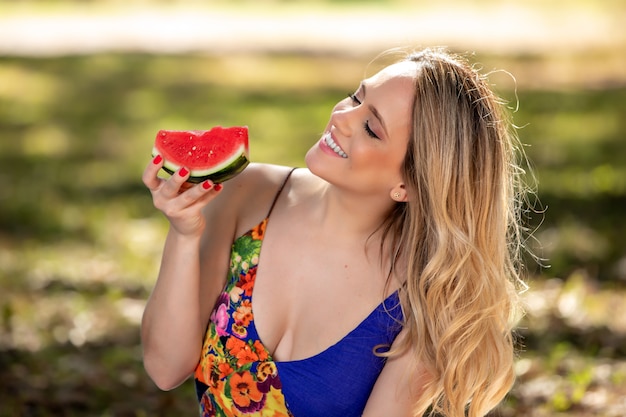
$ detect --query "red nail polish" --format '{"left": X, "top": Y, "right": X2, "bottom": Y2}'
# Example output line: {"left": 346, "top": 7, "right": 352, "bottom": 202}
{"left": 202, "top": 181, "right": 212, "bottom": 190}
{"left": 152, "top": 155, "right": 162, "bottom": 164}
{"left": 179, "top": 167, "right": 189, "bottom": 177}
{"left": 214, "top": 183, "right": 222, "bottom": 191}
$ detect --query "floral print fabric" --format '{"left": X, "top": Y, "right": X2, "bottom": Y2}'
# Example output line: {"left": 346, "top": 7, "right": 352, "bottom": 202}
{"left": 194, "top": 219, "right": 294, "bottom": 417}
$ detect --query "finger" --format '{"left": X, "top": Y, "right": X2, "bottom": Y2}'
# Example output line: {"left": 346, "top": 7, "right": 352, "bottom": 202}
{"left": 201, "top": 180, "right": 222, "bottom": 192}
{"left": 162, "top": 166, "right": 191, "bottom": 198}
{"left": 142, "top": 154, "right": 165, "bottom": 191}
{"left": 158, "top": 179, "right": 224, "bottom": 228}
{"left": 176, "top": 181, "right": 223, "bottom": 213}
{"left": 177, "top": 180, "right": 221, "bottom": 206}
{"left": 178, "top": 181, "right": 195, "bottom": 194}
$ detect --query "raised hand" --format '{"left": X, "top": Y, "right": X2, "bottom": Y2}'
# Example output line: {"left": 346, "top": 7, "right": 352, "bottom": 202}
{"left": 142, "top": 154, "right": 222, "bottom": 236}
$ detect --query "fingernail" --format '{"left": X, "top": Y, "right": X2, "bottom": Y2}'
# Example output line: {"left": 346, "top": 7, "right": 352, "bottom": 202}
{"left": 202, "top": 181, "right": 212, "bottom": 190}
{"left": 152, "top": 155, "right": 162, "bottom": 164}
{"left": 179, "top": 167, "right": 189, "bottom": 177}
{"left": 214, "top": 183, "right": 223, "bottom": 192}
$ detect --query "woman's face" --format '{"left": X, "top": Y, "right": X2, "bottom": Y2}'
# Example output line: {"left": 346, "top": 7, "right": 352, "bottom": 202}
{"left": 305, "top": 60, "right": 416, "bottom": 198}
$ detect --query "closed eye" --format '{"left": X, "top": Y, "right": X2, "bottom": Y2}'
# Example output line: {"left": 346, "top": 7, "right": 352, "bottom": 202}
{"left": 363, "top": 122, "right": 379, "bottom": 139}
{"left": 348, "top": 94, "right": 379, "bottom": 139}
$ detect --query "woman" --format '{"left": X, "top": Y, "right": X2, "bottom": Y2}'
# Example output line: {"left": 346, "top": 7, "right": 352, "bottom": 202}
{"left": 141, "top": 47, "right": 529, "bottom": 417}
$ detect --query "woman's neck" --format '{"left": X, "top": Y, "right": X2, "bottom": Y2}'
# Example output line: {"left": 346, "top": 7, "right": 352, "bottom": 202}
{"left": 301, "top": 177, "right": 396, "bottom": 242}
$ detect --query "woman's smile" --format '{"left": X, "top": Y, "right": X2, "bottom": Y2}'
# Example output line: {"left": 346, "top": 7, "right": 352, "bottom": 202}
{"left": 319, "top": 132, "right": 348, "bottom": 158}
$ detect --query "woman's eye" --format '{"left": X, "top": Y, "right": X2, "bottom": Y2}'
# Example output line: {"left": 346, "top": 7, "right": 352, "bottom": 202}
{"left": 364, "top": 121, "right": 379, "bottom": 139}
{"left": 348, "top": 93, "right": 378, "bottom": 139}
{"left": 349, "top": 93, "right": 361, "bottom": 105}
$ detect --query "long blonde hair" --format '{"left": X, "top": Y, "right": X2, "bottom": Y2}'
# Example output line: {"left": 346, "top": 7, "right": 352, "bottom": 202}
{"left": 382, "top": 47, "right": 530, "bottom": 417}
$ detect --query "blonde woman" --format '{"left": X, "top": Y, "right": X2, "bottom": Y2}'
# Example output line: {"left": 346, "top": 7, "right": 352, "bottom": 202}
{"left": 141, "top": 47, "right": 529, "bottom": 417}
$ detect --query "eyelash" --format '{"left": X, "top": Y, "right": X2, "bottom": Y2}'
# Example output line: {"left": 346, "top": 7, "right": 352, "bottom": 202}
{"left": 348, "top": 94, "right": 379, "bottom": 139}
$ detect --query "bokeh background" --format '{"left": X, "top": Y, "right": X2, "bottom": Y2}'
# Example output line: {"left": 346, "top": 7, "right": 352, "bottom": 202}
{"left": 1, "top": 0, "right": 625, "bottom": 416}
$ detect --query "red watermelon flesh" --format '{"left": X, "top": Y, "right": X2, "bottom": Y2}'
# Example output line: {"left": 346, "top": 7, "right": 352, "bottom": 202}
{"left": 153, "top": 126, "right": 249, "bottom": 184}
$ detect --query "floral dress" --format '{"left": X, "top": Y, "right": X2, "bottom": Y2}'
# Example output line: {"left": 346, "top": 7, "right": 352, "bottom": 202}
{"left": 194, "top": 219, "right": 292, "bottom": 417}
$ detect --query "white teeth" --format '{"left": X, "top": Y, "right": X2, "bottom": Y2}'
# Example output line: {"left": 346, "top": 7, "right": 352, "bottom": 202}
{"left": 323, "top": 133, "right": 347, "bottom": 158}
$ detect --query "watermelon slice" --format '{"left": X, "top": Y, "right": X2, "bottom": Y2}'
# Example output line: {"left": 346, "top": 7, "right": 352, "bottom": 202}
{"left": 152, "top": 126, "right": 249, "bottom": 184}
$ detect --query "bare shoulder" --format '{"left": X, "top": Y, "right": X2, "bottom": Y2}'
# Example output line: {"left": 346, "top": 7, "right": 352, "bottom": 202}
{"left": 288, "top": 166, "right": 321, "bottom": 189}
{"left": 225, "top": 162, "right": 297, "bottom": 194}
{"left": 362, "top": 331, "right": 432, "bottom": 416}
{"left": 206, "top": 163, "right": 299, "bottom": 236}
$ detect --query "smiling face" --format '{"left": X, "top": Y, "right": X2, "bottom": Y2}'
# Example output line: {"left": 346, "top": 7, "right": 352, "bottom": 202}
{"left": 305, "top": 60, "right": 416, "bottom": 199}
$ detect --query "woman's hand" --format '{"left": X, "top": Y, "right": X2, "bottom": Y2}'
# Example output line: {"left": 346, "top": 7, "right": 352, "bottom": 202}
{"left": 142, "top": 155, "right": 222, "bottom": 236}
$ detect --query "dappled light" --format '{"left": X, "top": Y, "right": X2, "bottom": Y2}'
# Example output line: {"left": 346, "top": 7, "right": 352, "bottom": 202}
{"left": 1, "top": 0, "right": 625, "bottom": 416}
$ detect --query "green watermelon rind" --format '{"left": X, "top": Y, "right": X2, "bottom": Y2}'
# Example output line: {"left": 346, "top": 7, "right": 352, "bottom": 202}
{"left": 152, "top": 145, "right": 250, "bottom": 184}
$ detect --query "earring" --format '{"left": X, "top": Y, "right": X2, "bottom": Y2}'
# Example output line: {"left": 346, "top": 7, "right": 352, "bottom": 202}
{"left": 393, "top": 192, "right": 401, "bottom": 199}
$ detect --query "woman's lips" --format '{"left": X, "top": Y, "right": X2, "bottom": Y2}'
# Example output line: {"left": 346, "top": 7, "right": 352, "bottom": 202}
{"left": 320, "top": 132, "right": 347, "bottom": 158}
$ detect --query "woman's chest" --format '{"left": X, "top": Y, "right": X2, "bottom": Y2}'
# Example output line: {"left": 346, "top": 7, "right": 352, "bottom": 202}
{"left": 251, "top": 230, "right": 391, "bottom": 362}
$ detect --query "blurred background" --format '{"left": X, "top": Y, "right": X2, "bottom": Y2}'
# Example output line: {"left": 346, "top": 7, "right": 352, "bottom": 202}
{"left": 0, "top": 0, "right": 625, "bottom": 416}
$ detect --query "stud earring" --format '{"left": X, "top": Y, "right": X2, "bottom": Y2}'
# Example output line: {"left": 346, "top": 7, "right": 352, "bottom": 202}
{"left": 393, "top": 192, "right": 401, "bottom": 199}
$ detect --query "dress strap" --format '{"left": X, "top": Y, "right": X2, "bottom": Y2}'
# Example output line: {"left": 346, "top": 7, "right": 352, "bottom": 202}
{"left": 266, "top": 168, "right": 296, "bottom": 219}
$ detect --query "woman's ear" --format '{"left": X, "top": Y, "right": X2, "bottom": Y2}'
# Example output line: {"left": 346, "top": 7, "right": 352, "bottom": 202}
{"left": 390, "top": 184, "right": 408, "bottom": 202}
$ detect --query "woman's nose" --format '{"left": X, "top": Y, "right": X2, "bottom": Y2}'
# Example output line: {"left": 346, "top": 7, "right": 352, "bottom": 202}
{"left": 331, "top": 105, "right": 357, "bottom": 137}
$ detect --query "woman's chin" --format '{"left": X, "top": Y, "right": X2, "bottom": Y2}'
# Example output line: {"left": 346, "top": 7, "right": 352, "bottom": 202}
{"left": 303, "top": 145, "right": 319, "bottom": 172}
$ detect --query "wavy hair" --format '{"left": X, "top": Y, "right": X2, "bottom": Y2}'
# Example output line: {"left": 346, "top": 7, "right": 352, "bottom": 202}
{"left": 380, "top": 47, "right": 530, "bottom": 417}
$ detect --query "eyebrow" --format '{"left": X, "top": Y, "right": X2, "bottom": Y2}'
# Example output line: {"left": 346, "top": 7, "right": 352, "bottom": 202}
{"left": 361, "top": 84, "right": 389, "bottom": 139}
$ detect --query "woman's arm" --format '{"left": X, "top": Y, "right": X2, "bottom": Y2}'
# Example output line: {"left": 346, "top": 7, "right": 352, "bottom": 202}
{"left": 140, "top": 161, "right": 290, "bottom": 390}
{"left": 140, "top": 157, "right": 243, "bottom": 390}
{"left": 141, "top": 227, "right": 210, "bottom": 390}
{"left": 362, "top": 332, "right": 432, "bottom": 416}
